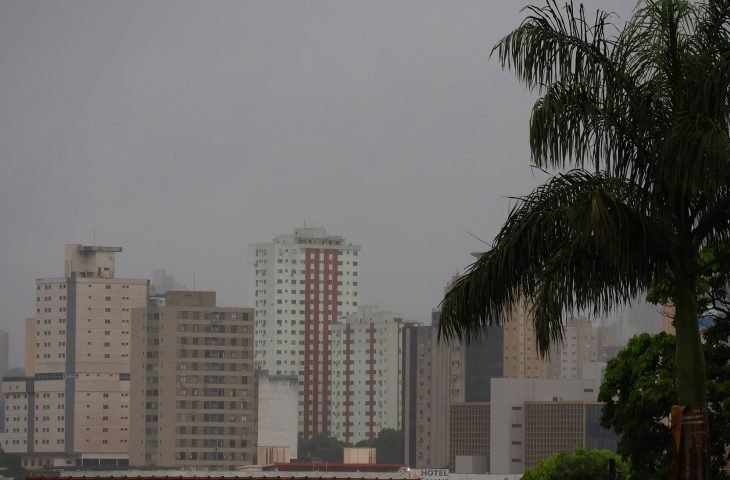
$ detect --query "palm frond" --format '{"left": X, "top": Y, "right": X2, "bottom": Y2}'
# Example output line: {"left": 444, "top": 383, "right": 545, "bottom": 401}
{"left": 493, "top": 1, "right": 616, "bottom": 92}
{"left": 439, "top": 170, "right": 674, "bottom": 354}
{"left": 693, "top": 186, "right": 730, "bottom": 250}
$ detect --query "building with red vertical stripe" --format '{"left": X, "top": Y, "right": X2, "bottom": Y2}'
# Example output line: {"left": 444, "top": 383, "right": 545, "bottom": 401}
{"left": 249, "top": 227, "right": 360, "bottom": 438}
{"left": 328, "top": 306, "right": 405, "bottom": 445}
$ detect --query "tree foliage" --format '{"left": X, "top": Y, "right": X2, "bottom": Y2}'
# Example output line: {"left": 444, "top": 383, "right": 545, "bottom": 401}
{"left": 297, "top": 433, "right": 345, "bottom": 462}
{"left": 355, "top": 428, "right": 404, "bottom": 464}
{"left": 0, "top": 448, "right": 26, "bottom": 480}
{"left": 439, "top": 0, "right": 730, "bottom": 412}
{"left": 599, "top": 326, "right": 730, "bottom": 479}
{"left": 521, "top": 448, "right": 630, "bottom": 480}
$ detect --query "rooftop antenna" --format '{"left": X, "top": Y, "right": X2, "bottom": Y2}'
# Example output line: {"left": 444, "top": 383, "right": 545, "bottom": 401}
{"left": 193, "top": 272, "right": 196, "bottom": 290}
{"left": 92, "top": 228, "right": 96, "bottom": 245}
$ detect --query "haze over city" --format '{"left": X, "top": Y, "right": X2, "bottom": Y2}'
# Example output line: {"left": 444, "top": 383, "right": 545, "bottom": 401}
{"left": 0, "top": 0, "right": 640, "bottom": 369}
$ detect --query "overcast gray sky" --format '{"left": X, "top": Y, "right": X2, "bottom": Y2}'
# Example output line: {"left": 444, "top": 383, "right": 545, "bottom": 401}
{"left": 0, "top": 0, "right": 640, "bottom": 368}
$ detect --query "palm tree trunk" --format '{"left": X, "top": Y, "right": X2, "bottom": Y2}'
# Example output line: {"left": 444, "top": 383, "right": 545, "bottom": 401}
{"left": 671, "top": 284, "right": 710, "bottom": 480}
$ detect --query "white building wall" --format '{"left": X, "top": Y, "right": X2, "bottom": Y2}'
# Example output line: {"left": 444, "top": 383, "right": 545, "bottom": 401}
{"left": 489, "top": 377, "right": 601, "bottom": 475}
{"left": 257, "top": 372, "right": 299, "bottom": 459}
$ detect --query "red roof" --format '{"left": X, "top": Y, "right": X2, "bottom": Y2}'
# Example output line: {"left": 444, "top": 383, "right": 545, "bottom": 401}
{"left": 274, "top": 464, "right": 407, "bottom": 473}
{"left": 28, "top": 476, "right": 406, "bottom": 480}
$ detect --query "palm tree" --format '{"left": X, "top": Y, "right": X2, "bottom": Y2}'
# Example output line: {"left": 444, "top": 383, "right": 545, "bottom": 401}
{"left": 438, "top": 1, "right": 730, "bottom": 478}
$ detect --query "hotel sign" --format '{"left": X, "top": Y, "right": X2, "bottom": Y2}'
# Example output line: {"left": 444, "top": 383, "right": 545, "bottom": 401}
{"left": 411, "top": 469, "right": 449, "bottom": 480}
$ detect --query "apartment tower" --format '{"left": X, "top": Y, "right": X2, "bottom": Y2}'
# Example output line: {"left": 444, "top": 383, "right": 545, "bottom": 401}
{"left": 502, "top": 304, "right": 548, "bottom": 379}
{"left": 328, "top": 306, "right": 404, "bottom": 444}
{"left": 0, "top": 245, "right": 148, "bottom": 469}
{"left": 402, "top": 309, "right": 503, "bottom": 468}
{"left": 129, "top": 291, "right": 256, "bottom": 471}
{"left": 249, "top": 227, "right": 360, "bottom": 437}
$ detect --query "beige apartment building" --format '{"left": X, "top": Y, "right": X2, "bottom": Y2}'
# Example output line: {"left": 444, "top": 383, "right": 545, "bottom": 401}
{"left": 502, "top": 304, "right": 548, "bottom": 379}
{"left": 129, "top": 291, "right": 256, "bottom": 471}
{"left": 0, "top": 245, "right": 148, "bottom": 469}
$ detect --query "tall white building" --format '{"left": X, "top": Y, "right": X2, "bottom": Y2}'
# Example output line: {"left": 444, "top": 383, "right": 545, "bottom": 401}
{"left": 0, "top": 245, "right": 148, "bottom": 469}
{"left": 328, "top": 306, "right": 404, "bottom": 444}
{"left": 248, "top": 227, "right": 360, "bottom": 437}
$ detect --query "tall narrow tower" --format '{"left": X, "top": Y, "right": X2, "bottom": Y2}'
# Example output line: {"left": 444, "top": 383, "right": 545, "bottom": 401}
{"left": 249, "top": 227, "right": 360, "bottom": 437}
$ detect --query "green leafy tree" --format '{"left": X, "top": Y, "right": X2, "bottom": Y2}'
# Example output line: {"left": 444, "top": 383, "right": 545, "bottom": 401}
{"left": 355, "top": 429, "right": 404, "bottom": 464}
{"left": 521, "top": 448, "right": 629, "bottom": 480}
{"left": 297, "top": 433, "right": 345, "bottom": 462}
{"left": 439, "top": 1, "right": 730, "bottom": 477}
{"left": 600, "top": 328, "right": 730, "bottom": 479}
{"left": 0, "top": 448, "right": 27, "bottom": 480}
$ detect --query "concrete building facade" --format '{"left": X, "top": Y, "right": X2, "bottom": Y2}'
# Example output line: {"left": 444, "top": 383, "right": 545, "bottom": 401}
{"left": 0, "top": 245, "right": 148, "bottom": 469}
{"left": 328, "top": 306, "right": 404, "bottom": 444}
{"left": 546, "top": 317, "right": 618, "bottom": 380}
{"left": 523, "top": 401, "right": 618, "bottom": 469}
{"left": 488, "top": 377, "right": 616, "bottom": 475}
{"left": 449, "top": 403, "right": 489, "bottom": 471}
{"left": 257, "top": 371, "right": 298, "bottom": 460}
{"left": 249, "top": 227, "right": 360, "bottom": 437}
{"left": 129, "top": 291, "right": 256, "bottom": 471}
{"left": 502, "top": 305, "right": 547, "bottom": 379}
{"left": 403, "top": 310, "right": 502, "bottom": 469}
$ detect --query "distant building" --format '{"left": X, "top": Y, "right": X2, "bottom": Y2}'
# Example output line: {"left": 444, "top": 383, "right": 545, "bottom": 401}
{"left": 523, "top": 401, "right": 618, "bottom": 468}
{"left": 328, "top": 306, "right": 405, "bottom": 444}
{"left": 129, "top": 291, "right": 256, "bottom": 471}
{"left": 402, "top": 310, "right": 502, "bottom": 468}
{"left": 449, "top": 402, "right": 489, "bottom": 471}
{"left": 489, "top": 377, "right": 616, "bottom": 475}
{"left": 502, "top": 304, "right": 547, "bottom": 379}
{"left": 257, "top": 371, "right": 298, "bottom": 460}
{"left": 0, "top": 245, "right": 149, "bottom": 469}
{"left": 249, "top": 227, "right": 361, "bottom": 437}
{"left": 150, "top": 269, "right": 187, "bottom": 295}
{"left": 546, "top": 317, "right": 617, "bottom": 380}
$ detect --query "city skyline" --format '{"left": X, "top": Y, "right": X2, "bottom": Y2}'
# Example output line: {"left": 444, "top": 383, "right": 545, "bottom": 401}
{"left": 0, "top": 0, "right": 640, "bottom": 368}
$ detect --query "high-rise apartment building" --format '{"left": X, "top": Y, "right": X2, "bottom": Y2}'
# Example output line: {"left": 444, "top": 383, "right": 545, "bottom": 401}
{"left": 328, "top": 306, "right": 404, "bottom": 444}
{"left": 249, "top": 227, "right": 360, "bottom": 437}
{"left": 402, "top": 310, "right": 503, "bottom": 468}
{"left": 502, "top": 304, "right": 548, "bottom": 379}
{"left": 129, "top": 291, "right": 256, "bottom": 471}
{"left": 0, "top": 245, "right": 148, "bottom": 469}
{"left": 546, "top": 317, "right": 618, "bottom": 380}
